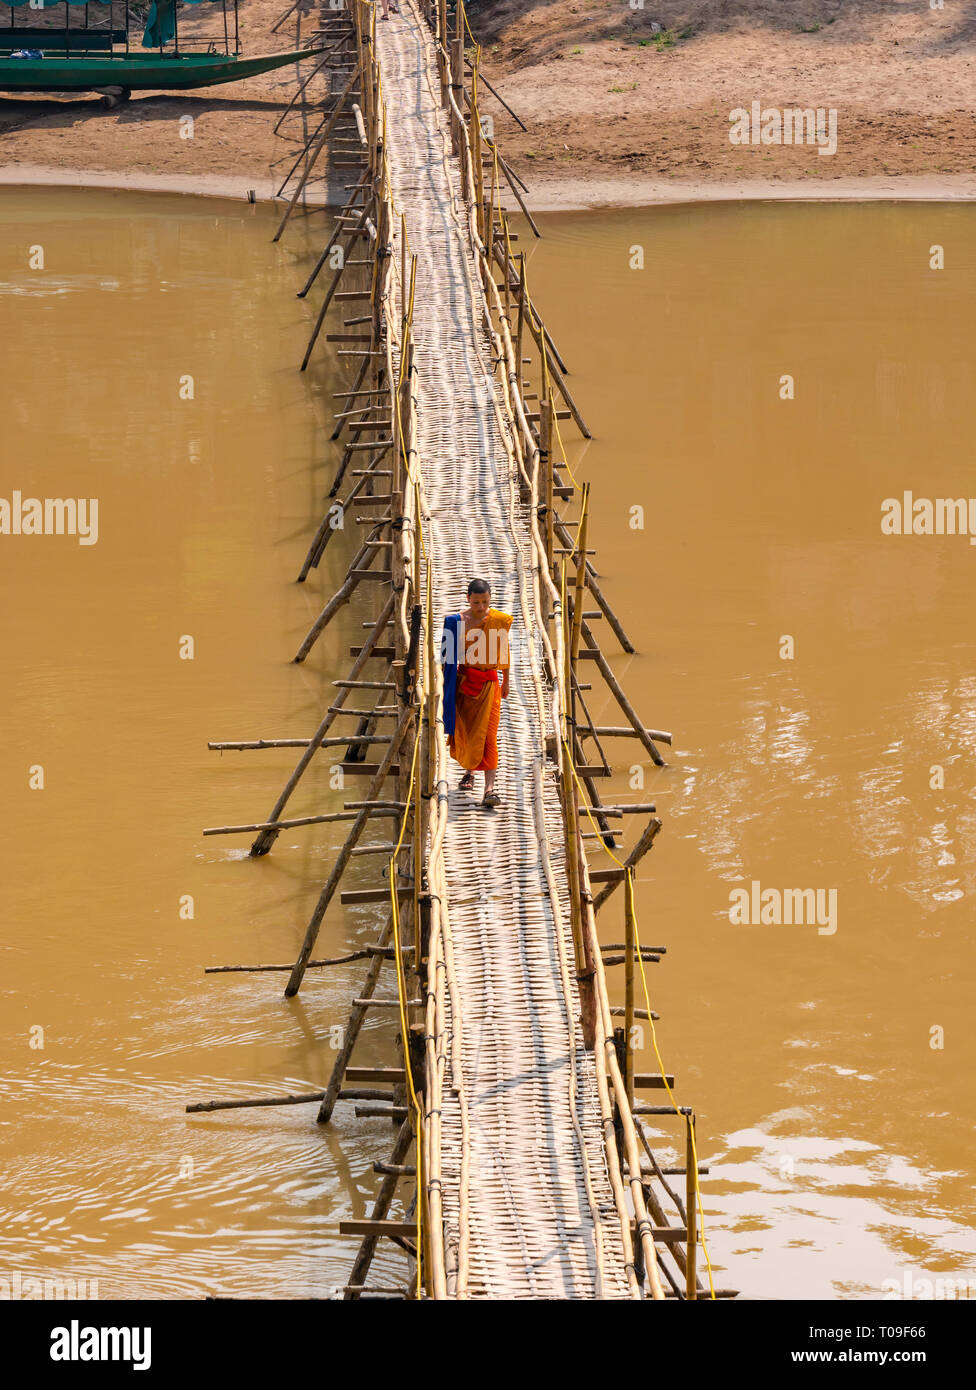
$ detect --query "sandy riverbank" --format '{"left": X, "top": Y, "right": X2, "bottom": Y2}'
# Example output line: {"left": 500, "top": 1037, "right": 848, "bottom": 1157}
{"left": 5, "top": 163, "right": 976, "bottom": 214}
{"left": 471, "top": 0, "right": 976, "bottom": 187}
{"left": 1, "top": 0, "right": 974, "bottom": 209}
{"left": 0, "top": 0, "right": 332, "bottom": 195}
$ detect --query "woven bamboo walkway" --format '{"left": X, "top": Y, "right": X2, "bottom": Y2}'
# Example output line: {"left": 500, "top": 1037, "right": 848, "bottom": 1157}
{"left": 376, "top": 7, "right": 633, "bottom": 1299}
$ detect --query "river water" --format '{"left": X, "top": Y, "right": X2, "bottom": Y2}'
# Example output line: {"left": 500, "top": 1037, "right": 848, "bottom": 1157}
{"left": 523, "top": 199, "right": 976, "bottom": 1300}
{"left": 1, "top": 188, "right": 972, "bottom": 1301}
{"left": 0, "top": 188, "right": 407, "bottom": 1299}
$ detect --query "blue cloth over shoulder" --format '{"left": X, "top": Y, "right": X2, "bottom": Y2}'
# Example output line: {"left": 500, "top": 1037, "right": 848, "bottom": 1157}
{"left": 440, "top": 613, "right": 461, "bottom": 738}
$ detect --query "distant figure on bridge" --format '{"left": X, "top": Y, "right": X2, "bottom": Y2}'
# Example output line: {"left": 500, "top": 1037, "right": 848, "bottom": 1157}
{"left": 442, "top": 579, "right": 512, "bottom": 810}
{"left": 378, "top": 0, "right": 399, "bottom": 18}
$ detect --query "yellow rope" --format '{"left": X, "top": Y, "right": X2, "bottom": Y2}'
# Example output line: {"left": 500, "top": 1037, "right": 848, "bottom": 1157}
{"left": 388, "top": 720, "right": 425, "bottom": 1298}
{"left": 459, "top": 0, "right": 477, "bottom": 50}
{"left": 561, "top": 739, "right": 717, "bottom": 1299}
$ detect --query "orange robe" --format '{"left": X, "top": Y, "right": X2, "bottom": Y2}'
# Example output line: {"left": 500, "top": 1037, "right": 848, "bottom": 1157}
{"left": 448, "top": 608, "right": 513, "bottom": 772}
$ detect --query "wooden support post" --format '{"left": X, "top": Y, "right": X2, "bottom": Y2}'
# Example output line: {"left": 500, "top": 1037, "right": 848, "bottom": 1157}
{"left": 450, "top": 0, "right": 463, "bottom": 109}
{"left": 686, "top": 1114, "right": 698, "bottom": 1300}
{"left": 515, "top": 253, "right": 526, "bottom": 403}
{"left": 298, "top": 172, "right": 370, "bottom": 299}
{"left": 555, "top": 521, "right": 634, "bottom": 652}
{"left": 345, "top": 666, "right": 395, "bottom": 764}
{"left": 302, "top": 467, "right": 385, "bottom": 582}
{"left": 581, "top": 619, "right": 665, "bottom": 767}
{"left": 285, "top": 707, "right": 414, "bottom": 997}
{"left": 558, "top": 563, "right": 593, "bottom": 1046}
{"left": 294, "top": 536, "right": 381, "bottom": 664}
{"left": 344, "top": 1119, "right": 416, "bottom": 1299}
{"left": 493, "top": 146, "right": 540, "bottom": 237}
{"left": 540, "top": 396, "right": 554, "bottom": 576}
{"left": 522, "top": 295, "right": 591, "bottom": 439}
{"left": 624, "top": 873, "right": 636, "bottom": 1107}
{"left": 250, "top": 592, "right": 394, "bottom": 856}
{"left": 273, "top": 67, "right": 359, "bottom": 243}
{"left": 274, "top": 52, "right": 336, "bottom": 136}
{"left": 570, "top": 483, "right": 592, "bottom": 683}
{"left": 593, "top": 816, "right": 662, "bottom": 910}
{"left": 300, "top": 206, "right": 371, "bottom": 371}
{"left": 317, "top": 916, "right": 393, "bottom": 1123}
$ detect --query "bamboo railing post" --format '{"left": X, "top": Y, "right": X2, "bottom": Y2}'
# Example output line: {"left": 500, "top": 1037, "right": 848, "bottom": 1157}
{"left": 686, "top": 1114, "right": 698, "bottom": 1299}
{"left": 451, "top": 0, "right": 464, "bottom": 105}
{"left": 470, "top": 63, "right": 484, "bottom": 244}
{"left": 624, "top": 874, "right": 636, "bottom": 1106}
{"left": 516, "top": 253, "right": 526, "bottom": 399}
{"left": 557, "top": 563, "right": 592, "bottom": 1045}
{"left": 540, "top": 397, "right": 554, "bottom": 576}
{"left": 569, "top": 482, "right": 590, "bottom": 745}
{"left": 437, "top": 0, "right": 448, "bottom": 99}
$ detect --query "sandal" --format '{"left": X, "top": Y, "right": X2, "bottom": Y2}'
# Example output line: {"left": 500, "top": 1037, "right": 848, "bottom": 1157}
{"left": 459, "top": 772, "right": 475, "bottom": 791}
{"left": 481, "top": 791, "right": 500, "bottom": 810}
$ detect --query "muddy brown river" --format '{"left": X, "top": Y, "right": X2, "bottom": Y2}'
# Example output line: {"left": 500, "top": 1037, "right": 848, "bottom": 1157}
{"left": 1, "top": 188, "right": 972, "bottom": 1300}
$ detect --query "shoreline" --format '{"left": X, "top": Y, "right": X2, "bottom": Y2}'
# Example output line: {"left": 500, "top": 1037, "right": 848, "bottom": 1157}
{"left": 4, "top": 164, "right": 976, "bottom": 211}
{"left": 0, "top": 164, "right": 333, "bottom": 206}
{"left": 522, "top": 172, "right": 976, "bottom": 213}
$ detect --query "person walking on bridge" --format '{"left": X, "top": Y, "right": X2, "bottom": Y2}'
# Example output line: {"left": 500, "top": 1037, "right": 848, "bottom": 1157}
{"left": 442, "top": 579, "right": 512, "bottom": 810}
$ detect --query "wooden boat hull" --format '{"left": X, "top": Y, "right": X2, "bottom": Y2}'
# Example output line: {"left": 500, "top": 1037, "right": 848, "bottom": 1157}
{"left": 0, "top": 48, "right": 324, "bottom": 94}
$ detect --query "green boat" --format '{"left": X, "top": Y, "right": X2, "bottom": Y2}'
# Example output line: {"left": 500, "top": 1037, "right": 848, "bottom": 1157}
{"left": 0, "top": 0, "right": 324, "bottom": 103}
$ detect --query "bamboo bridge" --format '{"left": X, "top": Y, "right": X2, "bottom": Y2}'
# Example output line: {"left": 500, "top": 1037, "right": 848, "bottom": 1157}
{"left": 195, "top": 0, "right": 727, "bottom": 1302}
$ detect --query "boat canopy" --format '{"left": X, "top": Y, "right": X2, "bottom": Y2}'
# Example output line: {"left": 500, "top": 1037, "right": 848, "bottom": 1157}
{"left": 4, "top": 0, "right": 218, "bottom": 50}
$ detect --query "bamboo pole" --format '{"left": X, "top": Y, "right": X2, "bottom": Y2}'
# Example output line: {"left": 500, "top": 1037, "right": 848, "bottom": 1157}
{"left": 273, "top": 68, "right": 359, "bottom": 243}
{"left": 540, "top": 397, "right": 554, "bottom": 575}
{"left": 558, "top": 565, "right": 589, "bottom": 1008}
{"left": 285, "top": 708, "right": 414, "bottom": 997}
{"left": 685, "top": 1116, "right": 699, "bottom": 1300}
{"left": 345, "top": 1119, "right": 415, "bottom": 1299}
{"left": 580, "top": 619, "right": 666, "bottom": 767}
{"left": 300, "top": 205, "right": 371, "bottom": 370}
{"left": 205, "top": 946, "right": 393, "bottom": 974}
{"left": 317, "top": 916, "right": 394, "bottom": 1122}
{"left": 249, "top": 592, "right": 395, "bottom": 855}
{"left": 570, "top": 483, "right": 590, "bottom": 675}
{"left": 293, "top": 536, "right": 381, "bottom": 664}
{"left": 593, "top": 817, "right": 662, "bottom": 910}
{"left": 624, "top": 883, "right": 636, "bottom": 1107}
{"left": 298, "top": 171, "right": 371, "bottom": 298}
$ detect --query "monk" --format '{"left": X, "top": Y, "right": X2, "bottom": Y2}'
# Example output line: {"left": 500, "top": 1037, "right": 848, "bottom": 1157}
{"left": 448, "top": 579, "right": 512, "bottom": 810}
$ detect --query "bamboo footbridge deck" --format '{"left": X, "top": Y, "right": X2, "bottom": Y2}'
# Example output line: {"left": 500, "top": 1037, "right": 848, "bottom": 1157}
{"left": 194, "top": 0, "right": 729, "bottom": 1302}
